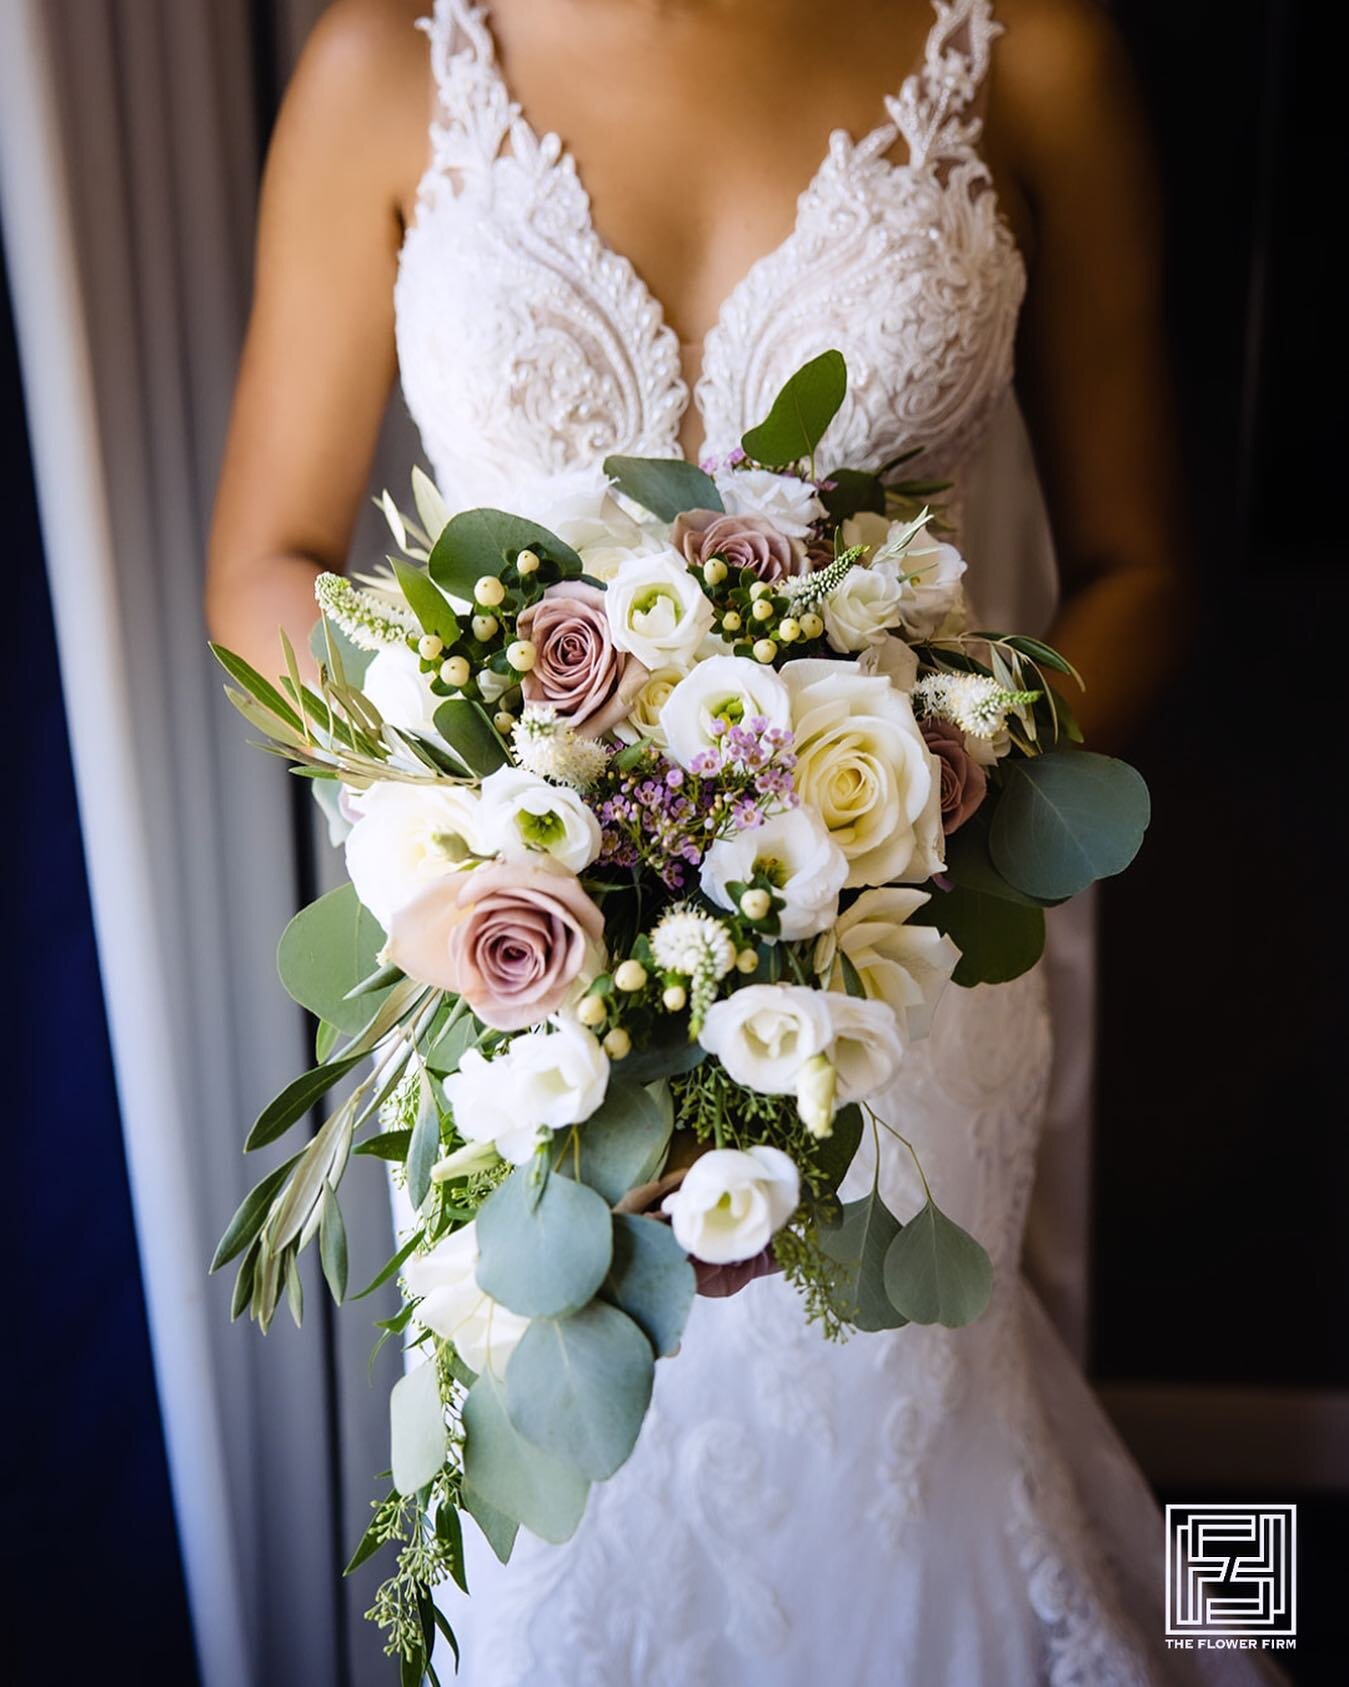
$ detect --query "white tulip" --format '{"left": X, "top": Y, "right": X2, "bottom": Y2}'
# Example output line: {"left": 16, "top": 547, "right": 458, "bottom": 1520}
{"left": 817, "top": 886, "right": 960, "bottom": 1042}
{"left": 699, "top": 808, "right": 847, "bottom": 941}
{"left": 823, "top": 993, "right": 905, "bottom": 1104}
{"left": 658, "top": 654, "right": 792, "bottom": 770}
{"left": 781, "top": 658, "right": 945, "bottom": 888}
{"left": 403, "top": 1223, "right": 529, "bottom": 1380}
{"left": 698, "top": 983, "right": 833, "bottom": 1094}
{"left": 661, "top": 1145, "right": 800, "bottom": 1264}
{"left": 715, "top": 467, "right": 826, "bottom": 539}
{"left": 605, "top": 550, "right": 715, "bottom": 671}
{"left": 821, "top": 564, "right": 905, "bottom": 652}
{"left": 344, "top": 781, "right": 485, "bottom": 930}
{"left": 478, "top": 766, "right": 602, "bottom": 872}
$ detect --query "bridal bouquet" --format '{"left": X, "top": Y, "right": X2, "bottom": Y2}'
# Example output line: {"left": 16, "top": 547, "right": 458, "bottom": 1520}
{"left": 210, "top": 352, "right": 1148, "bottom": 1676}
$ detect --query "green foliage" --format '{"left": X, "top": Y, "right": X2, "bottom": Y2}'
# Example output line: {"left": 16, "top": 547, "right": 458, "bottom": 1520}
{"left": 818, "top": 467, "right": 885, "bottom": 521}
{"left": 460, "top": 1484, "right": 518, "bottom": 1566}
{"left": 911, "top": 879, "right": 1045, "bottom": 987}
{"left": 431, "top": 698, "right": 511, "bottom": 776}
{"left": 405, "top": 1070, "right": 443, "bottom": 1210}
{"left": 943, "top": 812, "right": 1046, "bottom": 908}
{"left": 819, "top": 1188, "right": 909, "bottom": 1331}
{"left": 552, "top": 1079, "right": 671, "bottom": 1205}
{"left": 461, "top": 1370, "right": 589, "bottom": 1543}
{"left": 319, "top": 1181, "right": 349, "bottom": 1303}
{"left": 475, "top": 1165, "right": 613, "bottom": 1318}
{"left": 883, "top": 1199, "right": 993, "bottom": 1327}
{"left": 604, "top": 1214, "right": 695, "bottom": 1357}
{"left": 390, "top": 1359, "right": 448, "bottom": 1497}
{"left": 277, "top": 883, "right": 393, "bottom": 1037}
{"left": 392, "top": 558, "right": 460, "bottom": 646}
{"left": 740, "top": 348, "right": 846, "bottom": 467}
{"left": 245, "top": 1051, "right": 366, "bottom": 1152}
{"left": 505, "top": 1302, "right": 655, "bottom": 1481}
{"left": 210, "top": 1151, "right": 303, "bottom": 1272}
{"left": 989, "top": 749, "right": 1151, "bottom": 902}
{"left": 428, "top": 509, "right": 581, "bottom": 602}
{"left": 601, "top": 455, "right": 723, "bottom": 521}
{"left": 307, "top": 614, "right": 374, "bottom": 688}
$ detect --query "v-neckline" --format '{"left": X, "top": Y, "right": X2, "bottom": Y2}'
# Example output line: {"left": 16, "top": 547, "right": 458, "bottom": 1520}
{"left": 464, "top": 0, "right": 945, "bottom": 461}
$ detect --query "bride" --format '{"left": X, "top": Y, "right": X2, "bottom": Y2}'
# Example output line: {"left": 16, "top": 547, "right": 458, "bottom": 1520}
{"left": 208, "top": 2, "right": 1270, "bottom": 1682}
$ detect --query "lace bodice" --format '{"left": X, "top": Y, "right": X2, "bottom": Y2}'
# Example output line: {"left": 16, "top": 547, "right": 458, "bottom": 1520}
{"left": 394, "top": 0, "right": 1026, "bottom": 510}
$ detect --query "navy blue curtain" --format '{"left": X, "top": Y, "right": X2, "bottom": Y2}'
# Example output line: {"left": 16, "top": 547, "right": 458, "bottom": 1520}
{"left": 2, "top": 247, "right": 197, "bottom": 1681}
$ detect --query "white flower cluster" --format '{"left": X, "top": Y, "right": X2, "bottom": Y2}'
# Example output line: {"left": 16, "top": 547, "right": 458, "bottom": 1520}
{"left": 511, "top": 704, "right": 609, "bottom": 789}
{"left": 314, "top": 572, "right": 418, "bottom": 651}
{"left": 651, "top": 906, "right": 737, "bottom": 1032}
{"left": 913, "top": 672, "right": 1039, "bottom": 740}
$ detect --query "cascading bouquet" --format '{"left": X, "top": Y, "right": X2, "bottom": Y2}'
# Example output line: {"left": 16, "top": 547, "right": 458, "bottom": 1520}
{"left": 210, "top": 351, "right": 1149, "bottom": 1677}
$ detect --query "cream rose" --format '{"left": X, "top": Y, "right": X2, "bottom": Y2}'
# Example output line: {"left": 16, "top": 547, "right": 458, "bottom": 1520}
{"left": 658, "top": 654, "right": 792, "bottom": 770}
{"left": 344, "top": 781, "right": 485, "bottom": 930}
{"left": 781, "top": 658, "right": 945, "bottom": 888}
{"left": 612, "top": 666, "right": 685, "bottom": 748}
{"left": 605, "top": 550, "right": 715, "bottom": 671}
{"left": 699, "top": 808, "right": 848, "bottom": 941}
{"left": 822, "top": 564, "right": 905, "bottom": 652}
{"left": 816, "top": 886, "right": 960, "bottom": 1042}
{"left": 661, "top": 1145, "right": 800, "bottom": 1264}
{"left": 844, "top": 512, "right": 968, "bottom": 639}
{"left": 402, "top": 1223, "right": 529, "bottom": 1380}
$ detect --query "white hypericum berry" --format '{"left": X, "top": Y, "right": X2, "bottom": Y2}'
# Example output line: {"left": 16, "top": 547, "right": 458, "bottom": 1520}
{"left": 662, "top": 984, "right": 687, "bottom": 1013}
{"left": 472, "top": 613, "right": 499, "bottom": 642}
{"left": 703, "top": 557, "right": 728, "bottom": 586}
{"left": 475, "top": 575, "right": 506, "bottom": 607}
{"left": 506, "top": 640, "right": 537, "bottom": 673}
{"left": 799, "top": 611, "right": 824, "bottom": 640}
{"left": 614, "top": 960, "right": 648, "bottom": 993}
{"left": 515, "top": 549, "right": 540, "bottom": 576}
{"left": 577, "top": 994, "right": 608, "bottom": 1028}
{"left": 722, "top": 611, "right": 743, "bottom": 633}
{"left": 603, "top": 1027, "right": 632, "bottom": 1059}
{"left": 752, "top": 639, "right": 778, "bottom": 665}
{"left": 439, "top": 656, "right": 470, "bottom": 688}
{"left": 418, "top": 634, "right": 444, "bottom": 661}
{"left": 778, "top": 618, "right": 802, "bottom": 643}
{"left": 735, "top": 947, "right": 760, "bottom": 975}
{"left": 739, "top": 888, "right": 772, "bottom": 922}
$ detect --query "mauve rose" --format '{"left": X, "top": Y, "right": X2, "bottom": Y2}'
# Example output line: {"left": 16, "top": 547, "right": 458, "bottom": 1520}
{"left": 671, "top": 508, "right": 803, "bottom": 585}
{"left": 517, "top": 581, "right": 648, "bottom": 738}
{"left": 921, "top": 717, "right": 988, "bottom": 835}
{"left": 385, "top": 858, "right": 604, "bottom": 1031}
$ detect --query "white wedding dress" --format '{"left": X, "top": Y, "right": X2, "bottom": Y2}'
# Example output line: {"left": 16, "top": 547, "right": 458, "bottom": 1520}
{"left": 389, "top": 4, "right": 1278, "bottom": 1682}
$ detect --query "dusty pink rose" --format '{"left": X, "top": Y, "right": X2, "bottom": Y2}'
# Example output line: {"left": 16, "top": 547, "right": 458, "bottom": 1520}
{"left": 385, "top": 858, "right": 604, "bottom": 1031}
{"left": 516, "top": 581, "right": 648, "bottom": 738}
{"left": 671, "top": 508, "right": 804, "bottom": 585}
{"left": 921, "top": 717, "right": 988, "bottom": 835}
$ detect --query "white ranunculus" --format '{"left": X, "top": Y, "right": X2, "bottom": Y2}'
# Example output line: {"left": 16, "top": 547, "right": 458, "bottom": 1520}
{"left": 844, "top": 512, "right": 968, "bottom": 640}
{"left": 503, "top": 1017, "right": 611, "bottom": 1130}
{"left": 605, "top": 549, "right": 715, "bottom": 671}
{"left": 857, "top": 633, "right": 920, "bottom": 692}
{"left": 659, "top": 654, "right": 792, "bottom": 769}
{"left": 478, "top": 766, "right": 602, "bottom": 872}
{"left": 344, "top": 781, "right": 485, "bottom": 930}
{"left": 363, "top": 642, "right": 442, "bottom": 742}
{"left": 817, "top": 886, "right": 960, "bottom": 1042}
{"left": 715, "top": 467, "right": 826, "bottom": 539}
{"left": 823, "top": 993, "right": 906, "bottom": 1104}
{"left": 403, "top": 1222, "right": 529, "bottom": 1380}
{"left": 781, "top": 658, "right": 945, "bottom": 888}
{"left": 822, "top": 564, "right": 906, "bottom": 652}
{"left": 698, "top": 983, "right": 833, "bottom": 1094}
{"left": 661, "top": 1145, "right": 800, "bottom": 1264}
{"left": 699, "top": 808, "right": 848, "bottom": 941}
{"left": 612, "top": 666, "right": 684, "bottom": 747}
{"left": 442, "top": 1047, "right": 545, "bottom": 1165}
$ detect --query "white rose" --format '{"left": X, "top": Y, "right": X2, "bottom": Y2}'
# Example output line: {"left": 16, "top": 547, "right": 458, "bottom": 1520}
{"left": 715, "top": 467, "right": 826, "bottom": 539}
{"left": 503, "top": 1017, "right": 610, "bottom": 1131}
{"left": 612, "top": 666, "right": 684, "bottom": 747}
{"left": 823, "top": 993, "right": 905, "bottom": 1104}
{"left": 344, "top": 781, "right": 485, "bottom": 930}
{"left": 403, "top": 1222, "right": 529, "bottom": 1380}
{"left": 844, "top": 513, "right": 968, "bottom": 640}
{"left": 781, "top": 658, "right": 945, "bottom": 888}
{"left": 661, "top": 1145, "right": 800, "bottom": 1264}
{"left": 817, "top": 886, "right": 960, "bottom": 1042}
{"left": 698, "top": 983, "right": 833, "bottom": 1094}
{"left": 606, "top": 550, "right": 715, "bottom": 671}
{"left": 478, "top": 766, "right": 602, "bottom": 872}
{"left": 699, "top": 808, "right": 847, "bottom": 942}
{"left": 442, "top": 1047, "right": 544, "bottom": 1165}
{"left": 363, "top": 643, "right": 440, "bottom": 741}
{"left": 659, "top": 654, "right": 792, "bottom": 770}
{"left": 822, "top": 564, "right": 906, "bottom": 652}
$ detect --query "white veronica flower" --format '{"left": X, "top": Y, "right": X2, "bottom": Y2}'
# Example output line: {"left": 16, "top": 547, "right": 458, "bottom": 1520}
{"left": 698, "top": 983, "right": 834, "bottom": 1094}
{"left": 403, "top": 1223, "right": 529, "bottom": 1380}
{"left": 442, "top": 1020, "right": 610, "bottom": 1166}
{"left": 781, "top": 657, "right": 945, "bottom": 888}
{"left": 606, "top": 550, "right": 715, "bottom": 672}
{"left": 822, "top": 993, "right": 905, "bottom": 1103}
{"left": 362, "top": 642, "right": 442, "bottom": 743}
{"left": 659, "top": 654, "right": 792, "bottom": 770}
{"left": 478, "top": 766, "right": 602, "bottom": 872}
{"left": 344, "top": 781, "right": 484, "bottom": 930}
{"left": 822, "top": 564, "right": 906, "bottom": 652}
{"left": 715, "top": 467, "right": 826, "bottom": 539}
{"left": 816, "top": 886, "right": 960, "bottom": 1042}
{"left": 661, "top": 1146, "right": 800, "bottom": 1264}
{"left": 699, "top": 808, "right": 848, "bottom": 941}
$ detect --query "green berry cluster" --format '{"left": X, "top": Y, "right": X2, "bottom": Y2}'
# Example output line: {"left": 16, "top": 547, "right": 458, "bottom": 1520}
{"left": 695, "top": 558, "right": 830, "bottom": 668}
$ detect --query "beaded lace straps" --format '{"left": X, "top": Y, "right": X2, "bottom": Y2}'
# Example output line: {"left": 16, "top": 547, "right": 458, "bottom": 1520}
{"left": 889, "top": 0, "right": 1002, "bottom": 175}
{"left": 418, "top": 0, "right": 515, "bottom": 181}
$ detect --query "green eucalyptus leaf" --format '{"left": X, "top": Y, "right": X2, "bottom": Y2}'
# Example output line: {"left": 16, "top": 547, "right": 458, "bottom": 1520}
{"left": 505, "top": 1302, "right": 654, "bottom": 1481}
{"left": 883, "top": 1199, "right": 993, "bottom": 1328}
{"left": 424, "top": 1009, "right": 478, "bottom": 1077}
{"left": 391, "top": 1359, "right": 448, "bottom": 1497}
{"left": 604, "top": 1213, "right": 695, "bottom": 1357}
{"left": 819, "top": 1189, "right": 908, "bottom": 1331}
{"left": 818, "top": 467, "right": 885, "bottom": 521}
{"left": 353, "top": 1128, "right": 413, "bottom": 1161}
{"left": 740, "top": 348, "right": 846, "bottom": 467}
{"left": 406, "top": 1072, "right": 442, "bottom": 1210}
{"left": 461, "top": 1483, "right": 519, "bottom": 1565}
{"left": 811, "top": 1102, "right": 863, "bottom": 1194}
{"left": 601, "top": 456, "right": 723, "bottom": 522}
{"left": 393, "top": 558, "right": 460, "bottom": 645}
{"left": 554, "top": 1079, "right": 671, "bottom": 1205}
{"left": 612, "top": 1017, "right": 707, "bottom": 1083}
{"left": 462, "top": 1370, "right": 589, "bottom": 1544}
{"left": 428, "top": 509, "right": 582, "bottom": 601}
{"left": 943, "top": 813, "right": 1045, "bottom": 908}
{"left": 277, "top": 883, "right": 393, "bottom": 1036}
{"left": 910, "top": 882, "right": 1045, "bottom": 987}
{"left": 476, "top": 1167, "right": 613, "bottom": 1318}
{"left": 244, "top": 1052, "right": 365, "bottom": 1152}
{"left": 990, "top": 750, "right": 1151, "bottom": 901}
{"left": 432, "top": 698, "right": 511, "bottom": 776}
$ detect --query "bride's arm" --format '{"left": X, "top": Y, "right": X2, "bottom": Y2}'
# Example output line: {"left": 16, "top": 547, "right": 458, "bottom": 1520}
{"left": 205, "top": 0, "right": 425, "bottom": 678}
{"left": 998, "top": 0, "right": 1194, "bottom": 754}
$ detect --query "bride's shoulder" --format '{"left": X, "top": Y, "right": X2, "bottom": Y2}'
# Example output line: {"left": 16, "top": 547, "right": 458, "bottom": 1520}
{"left": 294, "top": 0, "right": 428, "bottom": 105}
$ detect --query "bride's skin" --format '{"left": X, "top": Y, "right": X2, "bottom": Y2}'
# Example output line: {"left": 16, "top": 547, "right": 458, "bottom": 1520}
{"left": 207, "top": 0, "right": 1190, "bottom": 751}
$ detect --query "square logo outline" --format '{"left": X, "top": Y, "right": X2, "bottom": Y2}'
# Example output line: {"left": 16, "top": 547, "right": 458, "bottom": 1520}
{"left": 1165, "top": 1503, "right": 1297, "bottom": 1638}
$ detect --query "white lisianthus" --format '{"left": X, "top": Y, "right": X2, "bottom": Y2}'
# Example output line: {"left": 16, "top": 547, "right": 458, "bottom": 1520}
{"left": 781, "top": 658, "right": 945, "bottom": 888}
{"left": 796, "top": 1053, "right": 837, "bottom": 1138}
{"left": 823, "top": 993, "right": 905, "bottom": 1104}
{"left": 403, "top": 1223, "right": 529, "bottom": 1380}
{"left": 344, "top": 781, "right": 485, "bottom": 930}
{"left": 661, "top": 1145, "right": 800, "bottom": 1264}
{"left": 843, "top": 512, "right": 968, "bottom": 640}
{"left": 698, "top": 983, "right": 833, "bottom": 1094}
{"left": 478, "top": 765, "right": 602, "bottom": 872}
{"left": 612, "top": 666, "right": 684, "bottom": 747}
{"left": 503, "top": 1017, "right": 611, "bottom": 1131}
{"left": 442, "top": 1047, "right": 545, "bottom": 1165}
{"left": 715, "top": 467, "right": 826, "bottom": 539}
{"left": 857, "top": 633, "right": 920, "bottom": 691}
{"left": 659, "top": 654, "right": 792, "bottom": 769}
{"left": 816, "top": 886, "right": 960, "bottom": 1042}
{"left": 821, "top": 564, "right": 905, "bottom": 652}
{"left": 606, "top": 550, "right": 715, "bottom": 671}
{"left": 363, "top": 642, "right": 443, "bottom": 744}
{"left": 699, "top": 808, "right": 847, "bottom": 941}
